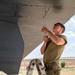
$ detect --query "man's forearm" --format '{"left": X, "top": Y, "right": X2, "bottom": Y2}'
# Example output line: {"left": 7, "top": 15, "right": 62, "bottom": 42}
{"left": 40, "top": 42, "right": 47, "bottom": 54}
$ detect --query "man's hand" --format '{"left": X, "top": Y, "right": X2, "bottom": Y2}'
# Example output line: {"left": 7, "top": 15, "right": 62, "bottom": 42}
{"left": 43, "top": 35, "right": 48, "bottom": 42}
{"left": 41, "top": 26, "right": 49, "bottom": 34}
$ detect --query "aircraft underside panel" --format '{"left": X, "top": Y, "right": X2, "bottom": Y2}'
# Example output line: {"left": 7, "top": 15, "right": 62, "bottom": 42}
{"left": 0, "top": 0, "right": 24, "bottom": 74}
{"left": 0, "top": 22, "right": 24, "bottom": 74}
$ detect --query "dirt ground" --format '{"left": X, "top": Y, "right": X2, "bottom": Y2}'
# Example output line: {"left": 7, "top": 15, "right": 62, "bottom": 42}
{"left": 60, "top": 68, "right": 75, "bottom": 75}
{"left": 18, "top": 68, "right": 75, "bottom": 75}
{"left": 0, "top": 68, "right": 75, "bottom": 75}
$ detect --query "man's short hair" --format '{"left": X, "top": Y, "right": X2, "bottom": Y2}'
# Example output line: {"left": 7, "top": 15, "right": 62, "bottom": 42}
{"left": 54, "top": 22, "right": 65, "bottom": 33}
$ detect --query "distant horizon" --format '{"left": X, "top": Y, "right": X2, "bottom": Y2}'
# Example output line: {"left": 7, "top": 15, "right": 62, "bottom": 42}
{"left": 24, "top": 57, "right": 75, "bottom": 60}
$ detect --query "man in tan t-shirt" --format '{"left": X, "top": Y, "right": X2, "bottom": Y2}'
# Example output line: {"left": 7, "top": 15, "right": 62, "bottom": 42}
{"left": 41, "top": 23, "right": 67, "bottom": 75}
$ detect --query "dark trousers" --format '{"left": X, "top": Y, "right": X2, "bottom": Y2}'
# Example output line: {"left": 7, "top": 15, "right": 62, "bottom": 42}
{"left": 45, "top": 62, "right": 61, "bottom": 75}
{"left": 45, "top": 69, "right": 60, "bottom": 75}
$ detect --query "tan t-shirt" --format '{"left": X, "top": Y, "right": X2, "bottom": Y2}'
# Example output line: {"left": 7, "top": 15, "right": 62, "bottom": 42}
{"left": 43, "top": 35, "right": 67, "bottom": 64}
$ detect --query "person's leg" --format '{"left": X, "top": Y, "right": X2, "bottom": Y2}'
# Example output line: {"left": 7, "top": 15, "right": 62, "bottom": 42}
{"left": 54, "top": 70, "right": 60, "bottom": 75}
{"left": 45, "top": 69, "right": 60, "bottom": 75}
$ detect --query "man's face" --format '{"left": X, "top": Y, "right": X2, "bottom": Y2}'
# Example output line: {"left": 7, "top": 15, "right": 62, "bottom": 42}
{"left": 53, "top": 24, "right": 63, "bottom": 34}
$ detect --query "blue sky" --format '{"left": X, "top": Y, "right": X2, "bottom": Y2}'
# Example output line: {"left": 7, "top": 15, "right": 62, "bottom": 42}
{"left": 24, "top": 15, "right": 75, "bottom": 59}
